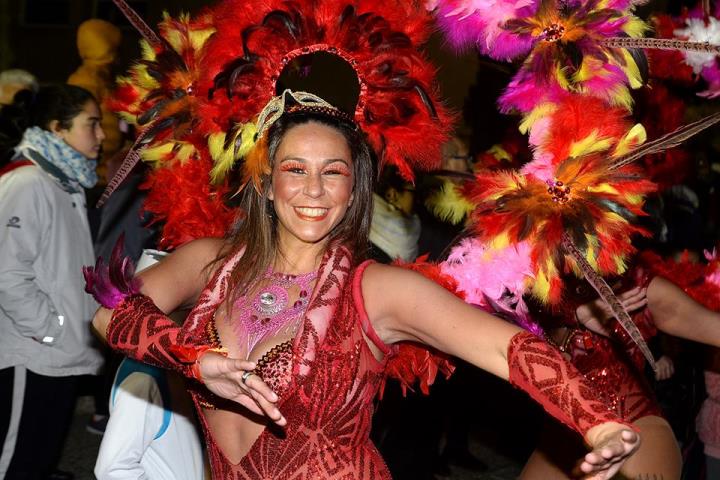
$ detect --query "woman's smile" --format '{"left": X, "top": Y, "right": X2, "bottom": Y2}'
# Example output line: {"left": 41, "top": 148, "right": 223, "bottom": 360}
{"left": 294, "top": 206, "right": 330, "bottom": 221}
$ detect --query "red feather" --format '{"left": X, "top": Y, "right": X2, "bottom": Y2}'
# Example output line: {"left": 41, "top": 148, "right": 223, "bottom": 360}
{"left": 380, "top": 255, "right": 459, "bottom": 397}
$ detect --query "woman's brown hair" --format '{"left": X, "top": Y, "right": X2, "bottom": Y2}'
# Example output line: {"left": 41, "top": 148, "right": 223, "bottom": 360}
{"left": 213, "top": 110, "right": 375, "bottom": 304}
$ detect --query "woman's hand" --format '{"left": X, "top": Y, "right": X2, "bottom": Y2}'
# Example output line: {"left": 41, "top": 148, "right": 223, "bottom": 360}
{"left": 198, "top": 352, "right": 286, "bottom": 426}
{"left": 581, "top": 422, "right": 641, "bottom": 479}
{"left": 575, "top": 287, "right": 648, "bottom": 337}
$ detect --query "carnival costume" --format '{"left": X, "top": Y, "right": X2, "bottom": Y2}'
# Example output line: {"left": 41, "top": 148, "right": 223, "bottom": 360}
{"left": 82, "top": 0, "right": 720, "bottom": 476}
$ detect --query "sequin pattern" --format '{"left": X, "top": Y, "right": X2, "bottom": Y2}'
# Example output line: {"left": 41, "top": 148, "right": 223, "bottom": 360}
{"left": 562, "top": 267, "right": 661, "bottom": 421}
{"left": 507, "top": 332, "right": 625, "bottom": 436}
{"left": 181, "top": 247, "right": 393, "bottom": 479}
{"left": 253, "top": 340, "right": 294, "bottom": 399}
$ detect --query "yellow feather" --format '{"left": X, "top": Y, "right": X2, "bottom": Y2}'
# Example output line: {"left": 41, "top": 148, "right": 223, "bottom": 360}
{"left": 587, "top": 183, "right": 620, "bottom": 195}
{"left": 620, "top": 50, "right": 643, "bottom": 89}
{"left": 165, "top": 29, "right": 183, "bottom": 52}
{"left": 117, "top": 111, "right": 137, "bottom": 124}
{"left": 609, "top": 85, "right": 634, "bottom": 111}
{"left": 487, "top": 145, "right": 513, "bottom": 163}
{"left": 135, "top": 65, "right": 159, "bottom": 90}
{"left": 189, "top": 28, "right": 215, "bottom": 52}
{"left": 573, "top": 59, "right": 593, "bottom": 83}
{"left": 142, "top": 142, "right": 174, "bottom": 165}
{"left": 490, "top": 232, "right": 511, "bottom": 250}
{"left": 622, "top": 17, "right": 649, "bottom": 38}
{"left": 424, "top": 179, "right": 475, "bottom": 225}
{"left": 139, "top": 40, "right": 156, "bottom": 62}
{"left": 175, "top": 143, "right": 196, "bottom": 163}
{"left": 519, "top": 103, "right": 556, "bottom": 134}
{"left": 614, "top": 256, "right": 628, "bottom": 274}
{"left": 626, "top": 194, "right": 644, "bottom": 205}
{"left": 613, "top": 123, "right": 646, "bottom": 157}
{"left": 569, "top": 131, "right": 613, "bottom": 158}
{"left": 209, "top": 123, "right": 258, "bottom": 183}
{"left": 554, "top": 64, "right": 571, "bottom": 90}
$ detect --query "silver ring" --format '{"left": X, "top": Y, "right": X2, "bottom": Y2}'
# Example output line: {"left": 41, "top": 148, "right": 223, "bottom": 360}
{"left": 241, "top": 371, "right": 253, "bottom": 385}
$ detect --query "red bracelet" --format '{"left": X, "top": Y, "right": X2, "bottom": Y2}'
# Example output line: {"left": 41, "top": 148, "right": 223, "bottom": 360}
{"left": 169, "top": 344, "right": 228, "bottom": 381}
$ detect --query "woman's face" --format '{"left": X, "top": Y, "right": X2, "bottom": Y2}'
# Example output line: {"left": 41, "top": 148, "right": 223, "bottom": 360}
{"left": 54, "top": 100, "right": 105, "bottom": 159}
{"left": 269, "top": 121, "right": 354, "bottom": 248}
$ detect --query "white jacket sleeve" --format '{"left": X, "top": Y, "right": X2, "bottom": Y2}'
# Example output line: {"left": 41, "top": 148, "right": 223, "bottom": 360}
{"left": 0, "top": 170, "right": 63, "bottom": 343}
{"left": 94, "top": 372, "right": 164, "bottom": 480}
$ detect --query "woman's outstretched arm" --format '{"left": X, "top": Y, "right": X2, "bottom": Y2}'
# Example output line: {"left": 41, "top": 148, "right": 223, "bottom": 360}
{"left": 363, "top": 263, "right": 640, "bottom": 479}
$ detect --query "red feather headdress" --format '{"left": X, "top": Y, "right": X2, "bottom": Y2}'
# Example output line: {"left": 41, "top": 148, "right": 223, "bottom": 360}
{"left": 104, "top": 0, "right": 453, "bottom": 249}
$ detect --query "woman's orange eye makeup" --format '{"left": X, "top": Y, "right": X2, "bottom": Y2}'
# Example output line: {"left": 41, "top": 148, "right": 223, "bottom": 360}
{"left": 323, "top": 164, "right": 351, "bottom": 177}
{"left": 279, "top": 161, "right": 306, "bottom": 173}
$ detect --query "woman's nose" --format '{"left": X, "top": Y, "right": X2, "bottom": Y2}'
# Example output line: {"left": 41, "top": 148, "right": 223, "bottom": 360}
{"left": 303, "top": 172, "right": 324, "bottom": 197}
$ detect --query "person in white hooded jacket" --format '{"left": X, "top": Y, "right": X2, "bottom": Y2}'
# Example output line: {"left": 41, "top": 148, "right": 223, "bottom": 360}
{"left": 0, "top": 84, "right": 105, "bottom": 479}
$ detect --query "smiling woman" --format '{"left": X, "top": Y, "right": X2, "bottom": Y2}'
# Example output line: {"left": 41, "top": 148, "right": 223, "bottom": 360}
{"left": 88, "top": 89, "right": 645, "bottom": 479}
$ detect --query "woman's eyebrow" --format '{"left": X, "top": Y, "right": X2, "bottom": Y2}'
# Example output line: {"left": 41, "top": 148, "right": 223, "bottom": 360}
{"left": 278, "top": 156, "right": 307, "bottom": 163}
{"left": 323, "top": 158, "right": 350, "bottom": 166}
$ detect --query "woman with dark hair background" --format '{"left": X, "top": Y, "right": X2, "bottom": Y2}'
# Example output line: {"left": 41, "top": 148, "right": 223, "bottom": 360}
{"left": 0, "top": 84, "right": 105, "bottom": 479}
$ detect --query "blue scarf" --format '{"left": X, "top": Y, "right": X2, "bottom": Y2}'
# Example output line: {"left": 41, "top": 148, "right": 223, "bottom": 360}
{"left": 14, "top": 126, "right": 98, "bottom": 188}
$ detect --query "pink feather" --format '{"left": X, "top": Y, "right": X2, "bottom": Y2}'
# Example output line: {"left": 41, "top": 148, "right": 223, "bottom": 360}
{"left": 440, "top": 238, "right": 534, "bottom": 306}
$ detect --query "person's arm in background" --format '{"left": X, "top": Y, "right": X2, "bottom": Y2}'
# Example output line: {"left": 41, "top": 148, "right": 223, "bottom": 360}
{"left": 94, "top": 371, "right": 162, "bottom": 480}
{"left": 0, "top": 171, "right": 64, "bottom": 345}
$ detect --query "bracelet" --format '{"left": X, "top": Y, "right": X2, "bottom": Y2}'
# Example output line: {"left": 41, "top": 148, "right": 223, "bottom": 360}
{"left": 544, "top": 327, "right": 576, "bottom": 353}
{"left": 558, "top": 328, "right": 577, "bottom": 353}
{"left": 169, "top": 344, "right": 228, "bottom": 381}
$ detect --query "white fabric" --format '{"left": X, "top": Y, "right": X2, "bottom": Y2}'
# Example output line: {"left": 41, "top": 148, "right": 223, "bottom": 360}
{"left": 0, "top": 366, "right": 26, "bottom": 477}
{"left": 369, "top": 193, "right": 421, "bottom": 262}
{"left": 0, "top": 164, "right": 102, "bottom": 376}
{"left": 95, "top": 366, "right": 204, "bottom": 480}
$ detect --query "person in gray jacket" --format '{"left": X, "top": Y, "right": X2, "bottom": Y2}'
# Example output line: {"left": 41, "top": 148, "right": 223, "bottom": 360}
{"left": 0, "top": 84, "right": 105, "bottom": 479}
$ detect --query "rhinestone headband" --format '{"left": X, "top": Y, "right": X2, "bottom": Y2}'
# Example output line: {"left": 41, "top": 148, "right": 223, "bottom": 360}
{"left": 255, "top": 90, "right": 355, "bottom": 141}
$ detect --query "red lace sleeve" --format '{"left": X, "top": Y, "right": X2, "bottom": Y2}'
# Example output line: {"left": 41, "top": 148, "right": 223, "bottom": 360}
{"left": 507, "top": 331, "right": 626, "bottom": 437}
{"left": 107, "top": 294, "right": 196, "bottom": 378}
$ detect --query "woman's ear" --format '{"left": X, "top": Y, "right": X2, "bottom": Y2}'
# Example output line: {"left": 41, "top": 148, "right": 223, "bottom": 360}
{"left": 48, "top": 120, "right": 64, "bottom": 138}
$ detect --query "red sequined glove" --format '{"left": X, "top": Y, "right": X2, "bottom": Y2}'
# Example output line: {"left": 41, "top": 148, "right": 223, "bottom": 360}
{"left": 107, "top": 294, "right": 211, "bottom": 380}
{"left": 507, "top": 331, "right": 629, "bottom": 437}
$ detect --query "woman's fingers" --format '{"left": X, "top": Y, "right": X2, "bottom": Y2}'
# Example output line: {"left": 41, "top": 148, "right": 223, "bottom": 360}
{"left": 233, "top": 371, "right": 286, "bottom": 426}
{"left": 580, "top": 429, "right": 640, "bottom": 477}
{"left": 247, "top": 387, "right": 287, "bottom": 426}
{"left": 232, "top": 394, "right": 267, "bottom": 417}
{"left": 244, "top": 372, "right": 279, "bottom": 403}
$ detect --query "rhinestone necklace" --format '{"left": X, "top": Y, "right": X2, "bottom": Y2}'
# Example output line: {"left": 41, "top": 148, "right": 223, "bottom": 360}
{"left": 231, "top": 268, "right": 318, "bottom": 356}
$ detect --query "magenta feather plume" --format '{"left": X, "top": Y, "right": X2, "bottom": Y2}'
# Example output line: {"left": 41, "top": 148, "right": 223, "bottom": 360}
{"left": 434, "top": 0, "right": 537, "bottom": 59}
{"left": 83, "top": 234, "right": 142, "bottom": 309}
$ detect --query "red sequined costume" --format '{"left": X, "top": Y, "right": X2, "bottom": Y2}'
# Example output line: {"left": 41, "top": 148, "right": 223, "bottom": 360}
{"left": 544, "top": 266, "right": 662, "bottom": 423}
{"left": 107, "top": 247, "right": 626, "bottom": 479}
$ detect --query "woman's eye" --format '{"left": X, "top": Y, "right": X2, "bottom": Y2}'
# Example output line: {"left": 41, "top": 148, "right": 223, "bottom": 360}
{"left": 280, "top": 164, "right": 306, "bottom": 174}
{"left": 323, "top": 167, "right": 350, "bottom": 176}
